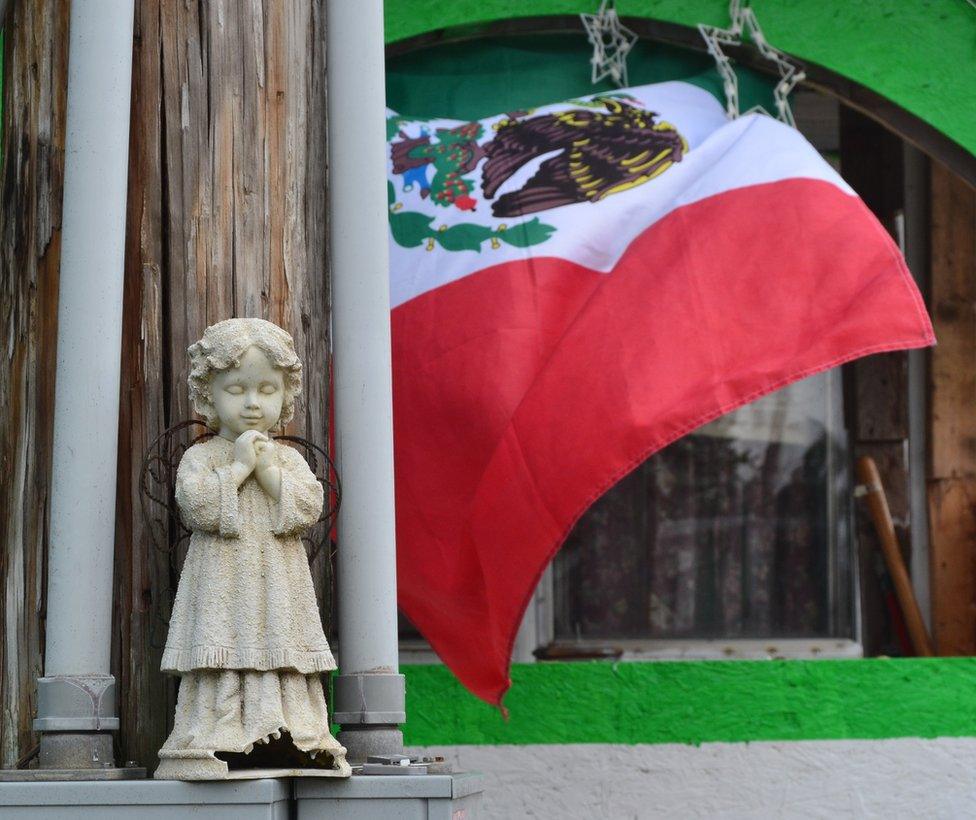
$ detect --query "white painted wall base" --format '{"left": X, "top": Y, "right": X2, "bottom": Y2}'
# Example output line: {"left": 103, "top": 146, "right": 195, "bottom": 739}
{"left": 408, "top": 737, "right": 976, "bottom": 819}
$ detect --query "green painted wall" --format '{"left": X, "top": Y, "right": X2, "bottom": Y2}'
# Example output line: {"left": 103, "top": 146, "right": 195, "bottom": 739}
{"left": 385, "top": 0, "right": 976, "bottom": 160}
{"left": 403, "top": 659, "right": 976, "bottom": 746}
{"left": 387, "top": 36, "right": 776, "bottom": 122}
{"left": 385, "top": 0, "right": 976, "bottom": 749}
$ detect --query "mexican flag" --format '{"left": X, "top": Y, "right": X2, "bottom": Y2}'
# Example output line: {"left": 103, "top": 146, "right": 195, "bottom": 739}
{"left": 386, "top": 81, "right": 934, "bottom": 705}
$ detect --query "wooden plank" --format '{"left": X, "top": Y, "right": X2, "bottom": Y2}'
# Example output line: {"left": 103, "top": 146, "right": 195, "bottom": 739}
{"left": 839, "top": 106, "right": 916, "bottom": 656}
{"left": 113, "top": 0, "right": 172, "bottom": 770}
{"left": 852, "top": 354, "right": 909, "bottom": 442}
{"left": 839, "top": 105, "right": 904, "bottom": 220}
{"left": 928, "top": 161, "right": 976, "bottom": 656}
{"left": 300, "top": 0, "right": 334, "bottom": 616}
{"left": 115, "top": 0, "right": 331, "bottom": 767}
{"left": 929, "top": 163, "right": 976, "bottom": 480}
{"left": 928, "top": 478, "right": 976, "bottom": 655}
{"left": 840, "top": 109, "right": 909, "bottom": 441}
{"left": 0, "top": 0, "right": 70, "bottom": 767}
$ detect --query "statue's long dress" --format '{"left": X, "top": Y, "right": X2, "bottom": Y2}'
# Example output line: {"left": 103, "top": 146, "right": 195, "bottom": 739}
{"left": 155, "top": 436, "right": 349, "bottom": 779}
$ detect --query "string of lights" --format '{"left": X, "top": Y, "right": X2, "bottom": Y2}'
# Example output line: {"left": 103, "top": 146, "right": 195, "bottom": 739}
{"left": 698, "top": 0, "right": 806, "bottom": 127}
{"left": 580, "top": 0, "right": 639, "bottom": 88}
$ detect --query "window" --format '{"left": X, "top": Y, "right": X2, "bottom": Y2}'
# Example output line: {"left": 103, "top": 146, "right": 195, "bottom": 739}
{"left": 541, "top": 369, "right": 857, "bottom": 659}
{"left": 400, "top": 368, "right": 860, "bottom": 664}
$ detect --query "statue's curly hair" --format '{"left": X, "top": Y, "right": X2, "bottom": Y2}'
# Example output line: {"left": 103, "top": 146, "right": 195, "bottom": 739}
{"left": 187, "top": 318, "right": 303, "bottom": 431}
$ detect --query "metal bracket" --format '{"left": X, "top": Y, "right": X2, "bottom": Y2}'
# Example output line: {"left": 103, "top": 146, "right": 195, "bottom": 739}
{"left": 33, "top": 675, "right": 119, "bottom": 732}
{"left": 332, "top": 673, "right": 406, "bottom": 725}
{"left": 854, "top": 482, "right": 882, "bottom": 498}
{"left": 362, "top": 755, "right": 428, "bottom": 776}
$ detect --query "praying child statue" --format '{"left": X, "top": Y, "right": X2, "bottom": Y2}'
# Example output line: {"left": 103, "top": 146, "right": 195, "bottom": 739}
{"left": 155, "top": 318, "right": 350, "bottom": 780}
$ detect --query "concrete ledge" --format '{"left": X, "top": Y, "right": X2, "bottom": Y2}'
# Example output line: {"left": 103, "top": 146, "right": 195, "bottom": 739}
{"left": 0, "top": 772, "right": 484, "bottom": 819}
{"left": 295, "top": 772, "right": 482, "bottom": 799}
{"left": 0, "top": 778, "right": 290, "bottom": 820}
{"left": 295, "top": 773, "right": 484, "bottom": 819}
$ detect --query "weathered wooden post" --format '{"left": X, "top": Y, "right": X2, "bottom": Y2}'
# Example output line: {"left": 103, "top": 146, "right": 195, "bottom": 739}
{"left": 0, "top": 0, "right": 69, "bottom": 770}
{"left": 117, "top": 0, "right": 330, "bottom": 766}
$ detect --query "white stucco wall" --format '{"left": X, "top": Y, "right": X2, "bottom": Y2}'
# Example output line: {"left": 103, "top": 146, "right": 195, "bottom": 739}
{"left": 409, "top": 737, "right": 976, "bottom": 818}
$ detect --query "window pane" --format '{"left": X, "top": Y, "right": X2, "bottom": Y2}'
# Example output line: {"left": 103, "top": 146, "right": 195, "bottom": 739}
{"left": 553, "top": 370, "right": 852, "bottom": 642}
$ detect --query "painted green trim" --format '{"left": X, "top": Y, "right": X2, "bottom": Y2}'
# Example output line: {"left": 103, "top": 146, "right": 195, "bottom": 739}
{"left": 385, "top": 1, "right": 976, "bottom": 161}
{"left": 387, "top": 36, "right": 776, "bottom": 122}
{"left": 402, "top": 659, "right": 976, "bottom": 746}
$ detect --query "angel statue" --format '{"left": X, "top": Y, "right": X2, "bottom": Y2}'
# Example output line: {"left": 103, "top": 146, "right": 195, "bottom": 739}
{"left": 155, "top": 317, "right": 350, "bottom": 780}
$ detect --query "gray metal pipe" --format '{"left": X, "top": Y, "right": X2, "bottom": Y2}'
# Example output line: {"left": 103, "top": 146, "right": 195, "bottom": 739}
{"left": 326, "top": 0, "right": 406, "bottom": 761}
{"left": 34, "top": 0, "right": 135, "bottom": 770}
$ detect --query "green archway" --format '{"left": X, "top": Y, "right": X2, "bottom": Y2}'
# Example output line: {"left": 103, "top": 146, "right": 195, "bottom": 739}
{"left": 385, "top": 1, "right": 976, "bottom": 180}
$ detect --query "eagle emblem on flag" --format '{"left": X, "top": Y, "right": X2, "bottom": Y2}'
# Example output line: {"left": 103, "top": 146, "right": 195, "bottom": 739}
{"left": 388, "top": 95, "right": 686, "bottom": 252}
{"left": 482, "top": 97, "right": 687, "bottom": 217}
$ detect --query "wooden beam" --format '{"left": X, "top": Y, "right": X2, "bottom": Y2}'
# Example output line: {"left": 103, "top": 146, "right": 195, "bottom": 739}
{"left": 115, "top": 0, "right": 330, "bottom": 767}
{"left": 839, "top": 106, "right": 914, "bottom": 656}
{"left": 0, "top": 0, "right": 70, "bottom": 768}
{"left": 928, "top": 161, "right": 976, "bottom": 655}
{"left": 928, "top": 478, "right": 976, "bottom": 654}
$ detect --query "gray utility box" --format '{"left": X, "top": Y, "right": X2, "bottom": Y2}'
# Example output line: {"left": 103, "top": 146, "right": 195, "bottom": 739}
{"left": 0, "top": 778, "right": 290, "bottom": 819}
{"left": 296, "top": 773, "right": 484, "bottom": 819}
{"left": 0, "top": 773, "right": 484, "bottom": 818}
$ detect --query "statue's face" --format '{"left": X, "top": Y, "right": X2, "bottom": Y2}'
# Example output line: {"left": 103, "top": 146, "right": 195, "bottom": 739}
{"left": 212, "top": 345, "right": 285, "bottom": 439}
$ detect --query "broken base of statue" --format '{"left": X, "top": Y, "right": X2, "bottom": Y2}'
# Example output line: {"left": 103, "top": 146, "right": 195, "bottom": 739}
{"left": 154, "top": 755, "right": 351, "bottom": 780}
{"left": 155, "top": 731, "right": 351, "bottom": 780}
{"left": 154, "top": 760, "right": 350, "bottom": 780}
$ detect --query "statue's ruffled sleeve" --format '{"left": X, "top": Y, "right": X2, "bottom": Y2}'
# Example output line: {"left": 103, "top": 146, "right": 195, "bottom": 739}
{"left": 175, "top": 444, "right": 240, "bottom": 538}
{"left": 271, "top": 444, "right": 324, "bottom": 537}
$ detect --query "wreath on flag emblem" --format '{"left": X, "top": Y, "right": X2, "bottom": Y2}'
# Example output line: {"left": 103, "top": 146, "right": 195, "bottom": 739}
{"left": 388, "top": 95, "right": 687, "bottom": 253}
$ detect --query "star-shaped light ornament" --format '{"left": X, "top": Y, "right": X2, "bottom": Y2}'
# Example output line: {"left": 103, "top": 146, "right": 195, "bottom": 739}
{"left": 698, "top": 0, "right": 805, "bottom": 128}
{"left": 581, "top": 0, "right": 639, "bottom": 88}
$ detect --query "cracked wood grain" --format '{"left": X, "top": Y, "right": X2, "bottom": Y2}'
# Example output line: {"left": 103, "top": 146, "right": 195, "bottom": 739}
{"left": 0, "top": 0, "right": 70, "bottom": 768}
{"left": 116, "top": 0, "right": 330, "bottom": 766}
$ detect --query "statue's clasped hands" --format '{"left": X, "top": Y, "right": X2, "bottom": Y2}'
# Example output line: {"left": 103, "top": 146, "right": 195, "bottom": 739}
{"left": 230, "top": 430, "right": 282, "bottom": 500}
